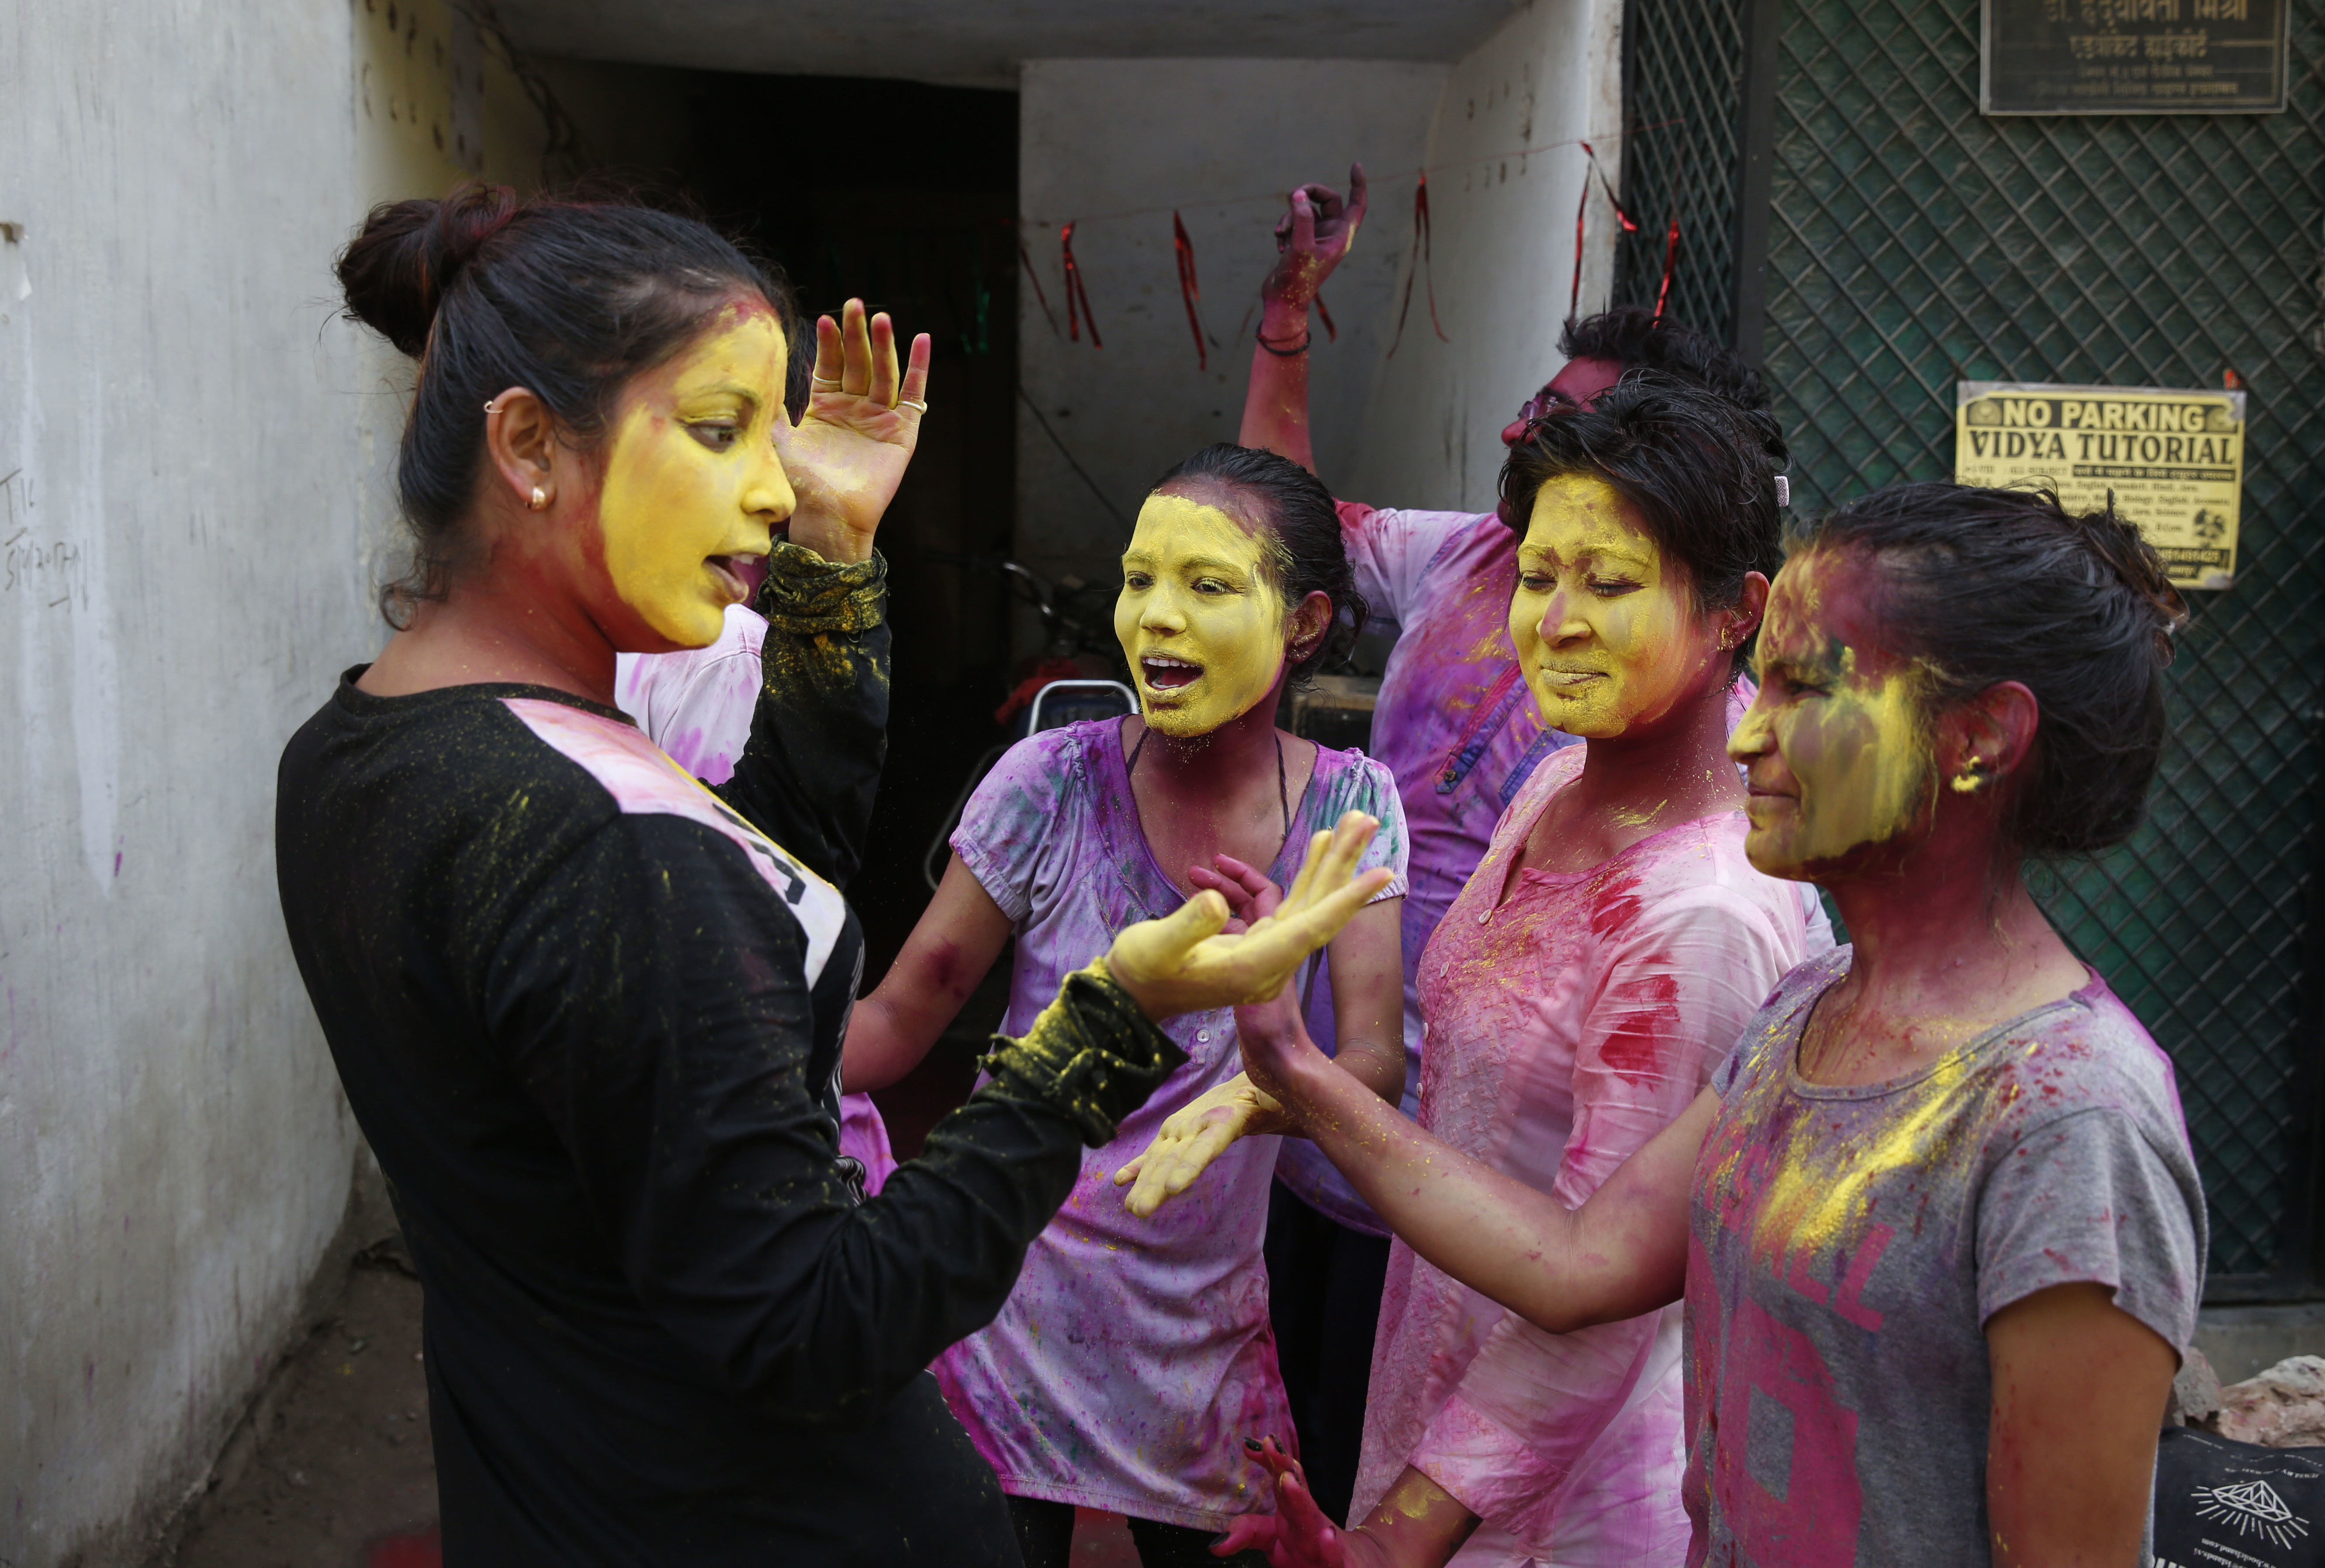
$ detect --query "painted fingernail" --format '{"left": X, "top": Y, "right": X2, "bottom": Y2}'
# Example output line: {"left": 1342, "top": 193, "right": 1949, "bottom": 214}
{"left": 1242, "top": 1436, "right": 1264, "bottom": 1452}
{"left": 1209, "top": 1533, "right": 1232, "bottom": 1549}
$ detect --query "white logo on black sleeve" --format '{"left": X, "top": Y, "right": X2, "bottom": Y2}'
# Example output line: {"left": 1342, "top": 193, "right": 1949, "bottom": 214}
{"left": 2194, "top": 1478, "right": 2311, "bottom": 1550}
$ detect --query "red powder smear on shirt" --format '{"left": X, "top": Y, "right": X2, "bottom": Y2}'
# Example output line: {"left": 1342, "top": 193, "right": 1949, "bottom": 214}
{"left": 1598, "top": 970, "right": 1683, "bottom": 1083}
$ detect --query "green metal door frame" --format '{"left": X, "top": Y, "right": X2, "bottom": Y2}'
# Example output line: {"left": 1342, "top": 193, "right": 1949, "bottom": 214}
{"left": 1619, "top": 0, "right": 2325, "bottom": 1301}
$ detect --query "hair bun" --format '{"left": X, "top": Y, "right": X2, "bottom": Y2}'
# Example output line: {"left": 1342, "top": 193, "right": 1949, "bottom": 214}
{"left": 336, "top": 183, "right": 518, "bottom": 357}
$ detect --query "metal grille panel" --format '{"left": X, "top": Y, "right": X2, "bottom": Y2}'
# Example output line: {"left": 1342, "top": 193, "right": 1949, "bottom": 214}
{"left": 1765, "top": 0, "right": 2325, "bottom": 1292}
{"left": 1626, "top": 0, "right": 2325, "bottom": 1292}
{"left": 1618, "top": 0, "right": 1749, "bottom": 332}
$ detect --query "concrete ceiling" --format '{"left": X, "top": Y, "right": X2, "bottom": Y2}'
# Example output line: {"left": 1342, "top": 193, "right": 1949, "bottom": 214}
{"left": 497, "top": 0, "right": 1521, "bottom": 90}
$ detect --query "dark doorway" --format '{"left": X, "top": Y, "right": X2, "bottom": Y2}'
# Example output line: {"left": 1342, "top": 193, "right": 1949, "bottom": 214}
{"left": 637, "top": 73, "right": 1025, "bottom": 1150}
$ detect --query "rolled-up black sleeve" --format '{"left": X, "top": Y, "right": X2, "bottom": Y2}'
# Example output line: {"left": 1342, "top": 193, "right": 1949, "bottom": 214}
{"left": 492, "top": 817, "right": 1180, "bottom": 1426}
{"left": 720, "top": 542, "right": 889, "bottom": 890}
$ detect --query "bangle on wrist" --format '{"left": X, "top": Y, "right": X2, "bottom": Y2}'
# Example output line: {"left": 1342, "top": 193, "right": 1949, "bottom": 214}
{"left": 1256, "top": 325, "right": 1311, "bottom": 357}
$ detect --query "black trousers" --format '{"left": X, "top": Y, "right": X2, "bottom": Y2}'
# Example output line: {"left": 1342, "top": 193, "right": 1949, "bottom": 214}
{"left": 1261, "top": 1181, "right": 1394, "bottom": 1528}
{"left": 1005, "top": 1495, "right": 1268, "bottom": 1568}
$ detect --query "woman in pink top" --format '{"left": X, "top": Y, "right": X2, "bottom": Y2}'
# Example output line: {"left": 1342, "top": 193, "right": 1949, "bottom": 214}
{"left": 1142, "top": 380, "right": 1814, "bottom": 1565}
{"left": 1222, "top": 480, "right": 2203, "bottom": 1568}
{"left": 843, "top": 444, "right": 1410, "bottom": 1565}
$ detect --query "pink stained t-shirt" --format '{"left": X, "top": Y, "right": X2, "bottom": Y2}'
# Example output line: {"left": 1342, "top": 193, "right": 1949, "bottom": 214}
{"left": 1357, "top": 746, "right": 1812, "bottom": 1566}
{"left": 1279, "top": 504, "right": 1578, "bottom": 1234}
{"left": 614, "top": 604, "right": 896, "bottom": 1194}
{"left": 1289, "top": 508, "right": 1831, "bottom": 1234}
{"left": 936, "top": 718, "right": 1408, "bottom": 1531}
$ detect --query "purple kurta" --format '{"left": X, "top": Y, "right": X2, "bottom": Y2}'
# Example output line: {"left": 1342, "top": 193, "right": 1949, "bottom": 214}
{"left": 935, "top": 718, "right": 1408, "bottom": 1530}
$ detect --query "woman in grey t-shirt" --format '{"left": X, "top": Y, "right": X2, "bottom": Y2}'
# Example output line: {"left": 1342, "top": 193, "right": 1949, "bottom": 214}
{"left": 1220, "top": 480, "right": 2204, "bottom": 1568}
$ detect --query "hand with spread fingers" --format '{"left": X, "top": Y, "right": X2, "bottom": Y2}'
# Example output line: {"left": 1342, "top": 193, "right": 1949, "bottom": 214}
{"left": 774, "top": 297, "right": 933, "bottom": 565}
{"left": 1103, "top": 812, "right": 1391, "bottom": 1024}
{"left": 1114, "top": 853, "right": 1293, "bottom": 1215}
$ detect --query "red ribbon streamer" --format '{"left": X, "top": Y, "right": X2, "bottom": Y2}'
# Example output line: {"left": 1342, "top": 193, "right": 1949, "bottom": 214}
{"left": 1062, "top": 221, "right": 1102, "bottom": 349}
{"left": 1581, "top": 142, "right": 1636, "bottom": 231}
{"left": 1315, "top": 293, "right": 1336, "bottom": 342}
{"left": 1172, "top": 211, "right": 1207, "bottom": 370}
{"left": 1387, "top": 173, "right": 1449, "bottom": 357}
{"left": 1652, "top": 212, "right": 1680, "bottom": 321}
{"left": 1571, "top": 142, "right": 1639, "bottom": 318}
{"left": 1019, "top": 237, "right": 1062, "bottom": 339}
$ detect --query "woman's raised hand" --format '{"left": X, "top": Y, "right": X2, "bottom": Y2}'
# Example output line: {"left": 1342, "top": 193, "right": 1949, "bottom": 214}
{"left": 1104, "top": 812, "right": 1389, "bottom": 1022}
{"left": 773, "top": 298, "right": 934, "bottom": 565}
{"left": 1263, "top": 164, "right": 1369, "bottom": 314}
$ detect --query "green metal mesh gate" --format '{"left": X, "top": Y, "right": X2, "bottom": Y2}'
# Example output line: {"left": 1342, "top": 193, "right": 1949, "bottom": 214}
{"left": 1621, "top": 0, "right": 2325, "bottom": 1295}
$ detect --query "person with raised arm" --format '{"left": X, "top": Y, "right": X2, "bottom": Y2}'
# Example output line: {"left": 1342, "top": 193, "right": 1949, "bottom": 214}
{"left": 1228, "top": 171, "right": 1816, "bottom": 1524}
{"left": 1220, "top": 481, "right": 2206, "bottom": 1568}
{"left": 277, "top": 186, "right": 1391, "bottom": 1568}
{"left": 1132, "top": 380, "right": 1823, "bottom": 1565}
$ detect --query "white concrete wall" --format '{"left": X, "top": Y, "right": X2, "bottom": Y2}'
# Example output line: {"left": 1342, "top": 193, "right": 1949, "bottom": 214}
{"left": 0, "top": 3, "right": 553, "bottom": 1563}
{"left": 1015, "top": 58, "right": 1447, "bottom": 589}
{"left": 1343, "top": 0, "right": 1626, "bottom": 512}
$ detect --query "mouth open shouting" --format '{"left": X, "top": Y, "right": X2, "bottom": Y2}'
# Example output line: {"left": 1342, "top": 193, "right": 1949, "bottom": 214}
{"left": 1140, "top": 652, "right": 1204, "bottom": 694}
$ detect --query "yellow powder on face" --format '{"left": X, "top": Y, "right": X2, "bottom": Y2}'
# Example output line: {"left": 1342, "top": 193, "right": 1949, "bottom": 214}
{"left": 1787, "top": 649, "right": 1931, "bottom": 862}
{"left": 1736, "top": 553, "right": 1936, "bottom": 878}
{"left": 1114, "top": 492, "right": 1289, "bottom": 737}
{"left": 1505, "top": 474, "right": 1709, "bottom": 739}
{"left": 597, "top": 304, "right": 792, "bottom": 648}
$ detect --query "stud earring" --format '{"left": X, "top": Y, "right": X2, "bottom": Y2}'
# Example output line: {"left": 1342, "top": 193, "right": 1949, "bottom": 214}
{"left": 1951, "top": 757, "right": 1984, "bottom": 794}
{"left": 528, "top": 484, "right": 548, "bottom": 511}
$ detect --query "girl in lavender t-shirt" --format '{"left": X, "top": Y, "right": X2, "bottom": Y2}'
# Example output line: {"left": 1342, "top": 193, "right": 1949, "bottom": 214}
{"left": 843, "top": 445, "right": 1408, "bottom": 1563}
{"left": 1228, "top": 476, "right": 2204, "bottom": 1568}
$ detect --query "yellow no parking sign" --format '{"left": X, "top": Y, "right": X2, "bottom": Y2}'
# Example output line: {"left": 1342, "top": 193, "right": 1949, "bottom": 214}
{"left": 1955, "top": 380, "right": 2246, "bottom": 590}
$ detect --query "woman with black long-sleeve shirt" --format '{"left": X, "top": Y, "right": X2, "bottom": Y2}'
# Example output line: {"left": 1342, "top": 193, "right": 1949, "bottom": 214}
{"left": 275, "top": 187, "right": 1388, "bottom": 1567}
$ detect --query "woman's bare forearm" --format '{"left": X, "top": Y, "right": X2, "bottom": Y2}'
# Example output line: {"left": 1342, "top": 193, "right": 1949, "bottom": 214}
{"left": 1272, "top": 1051, "right": 1706, "bottom": 1333}
{"left": 842, "top": 853, "right": 1011, "bottom": 1092}
{"left": 1239, "top": 298, "right": 1317, "bottom": 473}
{"left": 1322, "top": 898, "right": 1406, "bottom": 1104}
{"left": 1331, "top": 1034, "right": 1406, "bottom": 1103}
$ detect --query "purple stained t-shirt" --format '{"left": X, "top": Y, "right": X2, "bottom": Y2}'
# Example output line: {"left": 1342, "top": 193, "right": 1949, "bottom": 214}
{"left": 1685, "top": 948, "right": 2207, "bottom": 1567}
{"left": 934, "top": 718, "right": 1408, "bottom": 1530}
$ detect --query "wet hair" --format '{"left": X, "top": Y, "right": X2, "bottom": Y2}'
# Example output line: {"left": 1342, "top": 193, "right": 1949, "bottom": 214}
{"left": 1499, "top": 374, "right": 1786, "bottom": 670}
{"left": 1147, "top": 443, "right": 1368, "bottom": 688}
{"left": 1558, "top": 306, "right": 1770, "bottom": 411}
{"left": 1801, "top": 481, "right": 2185, "bottom": 858}
{"left": 336, "top": 182, "right": 798, "bottom": 625}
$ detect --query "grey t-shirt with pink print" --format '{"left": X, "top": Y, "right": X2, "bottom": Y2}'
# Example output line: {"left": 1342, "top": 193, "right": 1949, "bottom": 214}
{"left": 1684, "top": 947, "right": 2206, "bottom": 1567}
